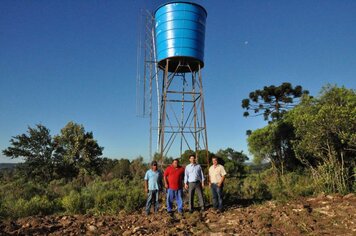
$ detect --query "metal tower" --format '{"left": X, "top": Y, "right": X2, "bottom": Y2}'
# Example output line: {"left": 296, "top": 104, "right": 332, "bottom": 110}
{"left": 137, "top": 2, "right": 209, "bottom": 165}
{"left": 155, "top": 2, "right": 209, "bottom": 165}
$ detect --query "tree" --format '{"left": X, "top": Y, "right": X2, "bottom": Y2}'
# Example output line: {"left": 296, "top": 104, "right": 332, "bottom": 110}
{"left": 242, "top": 82, "right": 309, "bottom": 121}
{"left": 181, "top": 149, "right": 214, "bottom": 167}
{"left": 152, "top": 152, "right": 173, "bottom": 165}
{"left": 247, "top": 120, "right": 300, "bottom": 175}
{"left": 129, "top": 156, "right": 147, "bottom": 179}
{"left": 2, "top": 124, "right": 57, "bottom": 182}
{"left": 289, "top": 85, "right": 355, "bottom": 193}
{"left": 110, "top": 158, "right": 132, "bottom": 179}
{"left": 215, "top": 148, "right": 248, "bottom": 177}
{"left": 3, "top": 122, "right": 104, "bottom": 181}
{"left": 54, "top": 122, "right": 104, "bottom": 178}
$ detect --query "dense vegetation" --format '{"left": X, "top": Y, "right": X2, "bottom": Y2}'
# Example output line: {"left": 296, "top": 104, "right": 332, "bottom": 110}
{"left": 0, "top": 84, "right": 354, "bottom": 220}
{"left": 247, "top": 85, "right": 355, "bottom": 194}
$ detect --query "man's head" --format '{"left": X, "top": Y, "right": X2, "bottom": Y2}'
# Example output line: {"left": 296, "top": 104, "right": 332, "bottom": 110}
{"left": 172, "top": 158, "right": 179, "bottom": 168}
{"left": 151, "top": 161, "right": 158, "bottom": 170}
{"left": 212, "top": 156, "right": 218, "bottom": 166}
{"left": 189, "top": 155, "right": 196, "bottom": 164}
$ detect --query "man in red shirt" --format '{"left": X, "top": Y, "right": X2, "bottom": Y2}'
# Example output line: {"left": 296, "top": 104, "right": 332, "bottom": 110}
{"left": 164, "top": 158, "right": 185, "bottom": 214}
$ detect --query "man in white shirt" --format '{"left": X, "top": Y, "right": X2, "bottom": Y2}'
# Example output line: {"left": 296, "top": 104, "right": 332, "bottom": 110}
{"left": 208, "top": 156, "right": 227, "bottom": 212}
{"left": 184, "top": 155, "right": 205, "bottom": 213}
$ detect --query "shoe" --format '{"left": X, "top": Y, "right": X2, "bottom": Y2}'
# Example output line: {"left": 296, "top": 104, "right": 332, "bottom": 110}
{"left": 189, "top": 209, "right": 194, "bottom": 213}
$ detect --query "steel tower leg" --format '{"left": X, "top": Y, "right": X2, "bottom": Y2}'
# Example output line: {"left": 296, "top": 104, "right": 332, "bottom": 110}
{"left": 159, "top": 60, "right": 169, "bottom": 167}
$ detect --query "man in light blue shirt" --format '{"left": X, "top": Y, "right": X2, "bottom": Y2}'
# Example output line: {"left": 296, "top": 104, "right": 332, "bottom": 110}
{"left": 144, "top": 161, "right": 163, "bottom": 215}
{"left": 184, "top": 155, "right": 205, "bottom": 213}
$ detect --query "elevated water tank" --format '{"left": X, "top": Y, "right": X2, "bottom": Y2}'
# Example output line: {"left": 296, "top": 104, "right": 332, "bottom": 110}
{"left": 154, "top": 2, "right": 207, "bottom": 72}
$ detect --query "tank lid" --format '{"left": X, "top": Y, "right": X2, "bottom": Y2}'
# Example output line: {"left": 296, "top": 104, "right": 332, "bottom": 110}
{"left": 154, "top": 1, "right": 207, "bottom": 17}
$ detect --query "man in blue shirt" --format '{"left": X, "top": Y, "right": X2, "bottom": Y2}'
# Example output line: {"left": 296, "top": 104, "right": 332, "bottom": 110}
{"left": 144, "top": 161, "right": 163, "bottom": 215}
{"left": 184, "top": 155, "right": 205, "bottom": 213}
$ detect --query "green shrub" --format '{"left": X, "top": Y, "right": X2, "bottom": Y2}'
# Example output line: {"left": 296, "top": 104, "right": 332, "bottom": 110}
{"left": 47, "top": 178, "right": 68, "bottom": 196}
{"left": 223, "top": 178, "right": 243, "bottom": 204}
{"left": 2, "top": 195, "right": 56, "bottom": 218}
{"left": 123, "top": 180, "right": 145, "bottom": 212}
{"left": 26, "top": 195, "right": 56, "bottom": 216}
{"left": 272, "top": 171, "right": 314, "bottom": 200}
{"left": 0, "top": 175, "right": 156, "bottom": 218}
{"left": 8, "top": 198, "right": 28, "bottom": 218}
{"left": 80, "top": 188, "right": 95, "bottom": 211}
{"left": 55, "top": 178, "right": 146, "bottom": 215}
{"left": 61, "top": 190, "right": 83, "bottom": 214}
{"left": 0, "top": 179, "right": 45, "bottom": 201}
{"left": 93, "top": 189, "right": 123, "bottom": 213}
{"left": 0, "top": 199, "right": 6, "bottom": 219}
{"left": 89, "top": 178, "right": 145, "bottom": 214}
{"left": 241, "top": 169, "right": 315, "bottom": 201}
{"left": 241, "top": 173, "right": 271, "bottom": 200}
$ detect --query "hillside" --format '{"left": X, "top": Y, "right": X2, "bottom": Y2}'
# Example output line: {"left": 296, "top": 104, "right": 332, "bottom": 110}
{"left": 1, "top": 193, "right": 355, "bottom": 235}
{"left": 0, "top": 163, "right": 17, "bottom": 170}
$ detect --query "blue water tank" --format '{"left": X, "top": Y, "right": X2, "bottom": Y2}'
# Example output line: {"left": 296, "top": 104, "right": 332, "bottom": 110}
{"left": 154, "top": 2, "right": 207, "bottom": 72}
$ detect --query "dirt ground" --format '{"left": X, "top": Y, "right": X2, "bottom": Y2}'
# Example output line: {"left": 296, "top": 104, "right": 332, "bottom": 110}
{"left": 0, "top": 193, "right": 355, "bottom": 235}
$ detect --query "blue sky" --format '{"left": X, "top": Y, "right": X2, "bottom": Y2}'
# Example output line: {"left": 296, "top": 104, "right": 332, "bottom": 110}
{"left": 1, "top": 0, "right": 355, "bottom": 163}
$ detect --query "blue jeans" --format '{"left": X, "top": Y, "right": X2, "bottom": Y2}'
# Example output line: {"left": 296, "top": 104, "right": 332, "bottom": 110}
{"left": 145, "top": 190, "right": 159, "bottom": 214}
{"left": 211, "top": 183, "right": 223, "bottom": 210}
{"left": 166, "top": 189, "right": 183, "bottom": 213}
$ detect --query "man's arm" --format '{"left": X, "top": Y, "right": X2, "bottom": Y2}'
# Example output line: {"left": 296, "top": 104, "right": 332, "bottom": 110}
{"left": 218, "top": 175, "right": 225, "bottom": 187}
{"left": 144, "top": 180, "right": 148, "bottom": 193}
{"left": 184, "top": 166, "right": 189, "bottom": 190}
{"left": 164, "top": 175, "right": 169, "bottom": 189}
{"left": 218, "top": 166, "right": 227, "bottom": 187}
{"left": 200, "top": 166, "right": 205, "bottom": 188}
{"left": 163, "top": 168, "right": 169, "bottom": 189}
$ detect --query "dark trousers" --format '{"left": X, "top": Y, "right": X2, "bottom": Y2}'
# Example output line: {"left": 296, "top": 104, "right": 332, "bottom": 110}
{"left": 211, "top": 183, "right": 223, "bottom": 210}
{"left": 145, "top": 190, "right": 159, "bottom": 214}
{"left": 188, "top": 181, "right": 205, "bottom": 211}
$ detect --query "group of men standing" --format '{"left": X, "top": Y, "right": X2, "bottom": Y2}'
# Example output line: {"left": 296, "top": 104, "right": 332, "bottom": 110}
{"left": 144, "top": 155, "right": 227, "bottom": 215}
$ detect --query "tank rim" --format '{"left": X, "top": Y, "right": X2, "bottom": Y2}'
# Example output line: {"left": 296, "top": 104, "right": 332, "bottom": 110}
{"left": 154, "top": 1, "right": 207, "bottom": 17}
{"left": 157, "top": 56, "right": 204, "bottom": 73}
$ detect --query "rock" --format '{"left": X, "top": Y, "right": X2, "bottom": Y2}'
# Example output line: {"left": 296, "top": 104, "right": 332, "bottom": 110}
{"left": 87, "top": 224, "right": 97, "bottom": 232}
{"left": 122, "top": 230, "right": 131, "bottom": 236}
{"left": 22, "top": 222, "right": 31, "bottom": 228}
{"left": 97, "top": 221, "right": 106, "bottom": 227}
{"left": 175, "top": 223, "right": 185, "bottom": 230}
{"left": 132, "top": 226, "right": 141, "bottom": 233}
{"left": 61, "top": 219, "right": 72, "bottom": 227}
{"left": 343, "top": 193, "right": 355, "bottom": 199}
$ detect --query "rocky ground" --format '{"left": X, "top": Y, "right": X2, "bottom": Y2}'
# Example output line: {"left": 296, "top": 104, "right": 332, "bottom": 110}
{"left": 0, "top": 193, "right": 355, "bottom": 235}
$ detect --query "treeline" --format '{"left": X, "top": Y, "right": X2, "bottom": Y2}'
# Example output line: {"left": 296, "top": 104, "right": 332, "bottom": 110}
{"left": 0, "top": 120, "right": 250, "bottom": 219}
{"left": 0, "top": 147, "right": 249, "bottom": 219}
{"left": 244, "top": 84, "right": 355, "bottom": 194}
{"left": 0, "top": 84, "right": 354, "bottom": 220}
